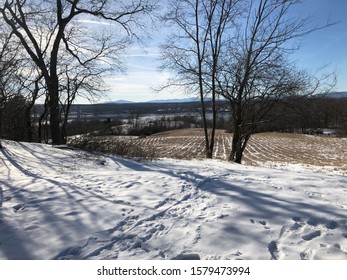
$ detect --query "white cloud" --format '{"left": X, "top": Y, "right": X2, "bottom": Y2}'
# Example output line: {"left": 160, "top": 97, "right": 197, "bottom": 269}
{"left": 75, "top": 19, "right": 113, "bottom": 26}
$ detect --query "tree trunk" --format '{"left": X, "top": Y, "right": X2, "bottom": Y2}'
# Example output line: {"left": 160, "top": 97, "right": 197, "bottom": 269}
{"left": 209, "top": 87, "right": 217, "bottom": 159}
{"left": 229, "top": 126, "right": 250, "bottom": 164}
{"left": 25, "top": 106, "right": 33, "bottom": 142}
{"left": 38, "top": 99, "right": 49, "bottom": 143}
{"left": 229, "top": 125, "right": 240, "bottom": 163}
{"left": 234, "top": 136, "right": 244, "bottom": 164}
{"left": 61, "top": 103, "right": 71, "bottom": 144}
{"left": 47, "top": 80, "right": 61, "bottom": 145}
{"left": 61, "top": 121, "right": 67, "bottom": 144}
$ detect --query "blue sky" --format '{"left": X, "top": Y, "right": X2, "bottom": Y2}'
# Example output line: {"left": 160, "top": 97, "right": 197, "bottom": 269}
{"left": 290, "top": 0, "right": 347, "bottom": 90}
{"left": 89, "top": 0, "right": 347, "bottom": 103}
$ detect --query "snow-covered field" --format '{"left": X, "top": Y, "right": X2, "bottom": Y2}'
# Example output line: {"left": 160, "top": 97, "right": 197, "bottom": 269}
{"left": 0, "top": 140, "right": 346, "bottom": 260}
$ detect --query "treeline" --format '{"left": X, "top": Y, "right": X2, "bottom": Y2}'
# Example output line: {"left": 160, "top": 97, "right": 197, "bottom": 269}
{"left": 1, "top": 95, "right": 346, "bottom": 143}
{"left": 256, "top": 97, "right": 347, "bottom": 135}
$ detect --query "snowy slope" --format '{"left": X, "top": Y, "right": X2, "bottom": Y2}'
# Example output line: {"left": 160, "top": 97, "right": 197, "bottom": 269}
{"left": 0, "top": 140, "right": 346, "bottom": 260}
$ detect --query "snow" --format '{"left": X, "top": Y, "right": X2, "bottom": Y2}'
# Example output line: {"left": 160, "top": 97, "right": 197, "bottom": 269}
{"left": 0, "top": 140, "right": 346, "bottom": 260}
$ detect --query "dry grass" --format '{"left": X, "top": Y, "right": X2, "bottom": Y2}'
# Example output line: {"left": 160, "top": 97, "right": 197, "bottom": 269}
{"left": 130, "top": 129, "right": 347, "bottom": 175}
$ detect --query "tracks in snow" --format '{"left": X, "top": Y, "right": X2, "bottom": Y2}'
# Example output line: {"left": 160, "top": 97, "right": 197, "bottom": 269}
{"left": 54, "top": 170, "right": 216, "bottom": 260}
{"left": 267, "top": 217, "right": 347, "bottom": 260}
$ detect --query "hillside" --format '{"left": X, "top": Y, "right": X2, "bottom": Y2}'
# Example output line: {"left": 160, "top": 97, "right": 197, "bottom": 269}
{"left": 0, "top": 140, "right": 346, "bottom": 260}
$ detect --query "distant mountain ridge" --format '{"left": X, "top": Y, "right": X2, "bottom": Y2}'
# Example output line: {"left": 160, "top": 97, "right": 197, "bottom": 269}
{"left": 103, "top": 97, "right": 201, "bottom": 104}
{"left": 146, "top": 97, "right": 201, "bottom": 103}
{"left": 326, "top": 92, "right": 347, "bottom": 98}
{"left": 103, "top": 91, "right": 347, "bottom": 104}
{"left": 103, "top": 100, "right": 135, "bottom": 104}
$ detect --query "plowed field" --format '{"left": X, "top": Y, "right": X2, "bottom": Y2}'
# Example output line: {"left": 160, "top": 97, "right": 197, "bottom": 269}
{"left": 131, "top": 129, "right": 347, "bottom": 175}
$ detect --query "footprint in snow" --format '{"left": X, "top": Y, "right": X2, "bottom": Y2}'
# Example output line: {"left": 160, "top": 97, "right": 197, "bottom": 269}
{"left": 64, "top": 211, "right": 80, "bottom": 216}
{"left": 217, "top": 214, "right": 229, "bottom": 219}
{"left": 171, "top": 253, "right": 201, "bottom": 260}
{"left": 259, "top": 220, "right": 272, "bottom": 230}
{"left": 300, "top": 249, "right": 313, "bottom": 260}
{"left": 13, "top": 204, "right": 25, "bottom": 213}
{"left": 268, "top": 241, "right": 281, "bottom": 260}
{"left": 231, "top": 251, "right": 242, "bottom": 257}
{"left": 156, "top": 224, "right": 165, "bottom": 231}
{"left": 292, "top": 216, "right": 304, "bottom": 222}
{"left": 3, "top": 196, "right": 12, "bottom": 202}
{"left": 301, "top": 230, "right": 321, "bottom": 241}
{"left": 290, "top": 222, "right": 303, "bottom": 231}
{"left": 325, "top": 220, "right": 339, "bottom": 230}
{"left": 307, "top": 217, "right": 340, "bottom": 230}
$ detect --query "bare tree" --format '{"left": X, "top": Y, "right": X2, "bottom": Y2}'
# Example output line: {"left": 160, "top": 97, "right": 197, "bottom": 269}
{"left": 0, "top": 25, "right": 19, "bottom": 147}
{"left": 0, "top": 26, "right": 18, "bottom": 102}
{"left": 57, "top": 22, "right": 124, "bottom": 143}
{"left": 217, "top": 0, "right": 335, "bottom": 163}
{"left": 0, "top": 21, "right": 46, "bottom": 143}
{"left": 0, "top": 0, "right": 157, "bottom": 144}
{"left": 160, "top": 0, "right": 240, "bottom": 158}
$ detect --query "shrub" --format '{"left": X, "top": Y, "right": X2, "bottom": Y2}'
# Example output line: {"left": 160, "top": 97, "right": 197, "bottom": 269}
{"left": 68, "top": 136, "right": 157, "bottom": 161}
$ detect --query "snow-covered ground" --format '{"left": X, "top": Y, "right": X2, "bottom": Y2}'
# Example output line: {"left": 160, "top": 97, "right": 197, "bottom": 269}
{"left": 0, "top": 140, "right": 346, "bottom": 260}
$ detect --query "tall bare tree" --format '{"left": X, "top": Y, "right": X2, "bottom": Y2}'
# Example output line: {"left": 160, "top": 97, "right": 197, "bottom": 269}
{"left": 0, "top": 0, "right": 157, "bottom": 144}
{"left": 217, "top": 0, "right": 335, "bottom": 163}
{"left": 160, "top": 0, "right": 241, "bottom": 158}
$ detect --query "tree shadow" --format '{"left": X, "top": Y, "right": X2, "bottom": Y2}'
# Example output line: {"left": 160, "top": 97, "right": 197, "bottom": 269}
{"left": 108, "top": 156, "right": 153, "bottom": 172}
{"left": 197, "top": 177, "right": 347, "bottom": 221}
{"left": 0, "top": 147, "right": 133, "bottom": 259}
{"left": 1, "top": 147, "right": 40, "bottom": 179}
{"left": 0, "top": 181, "right": 35, "bottom": 259}
{"left": 2, "top": 142, "right": 345, "bottom": 260}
